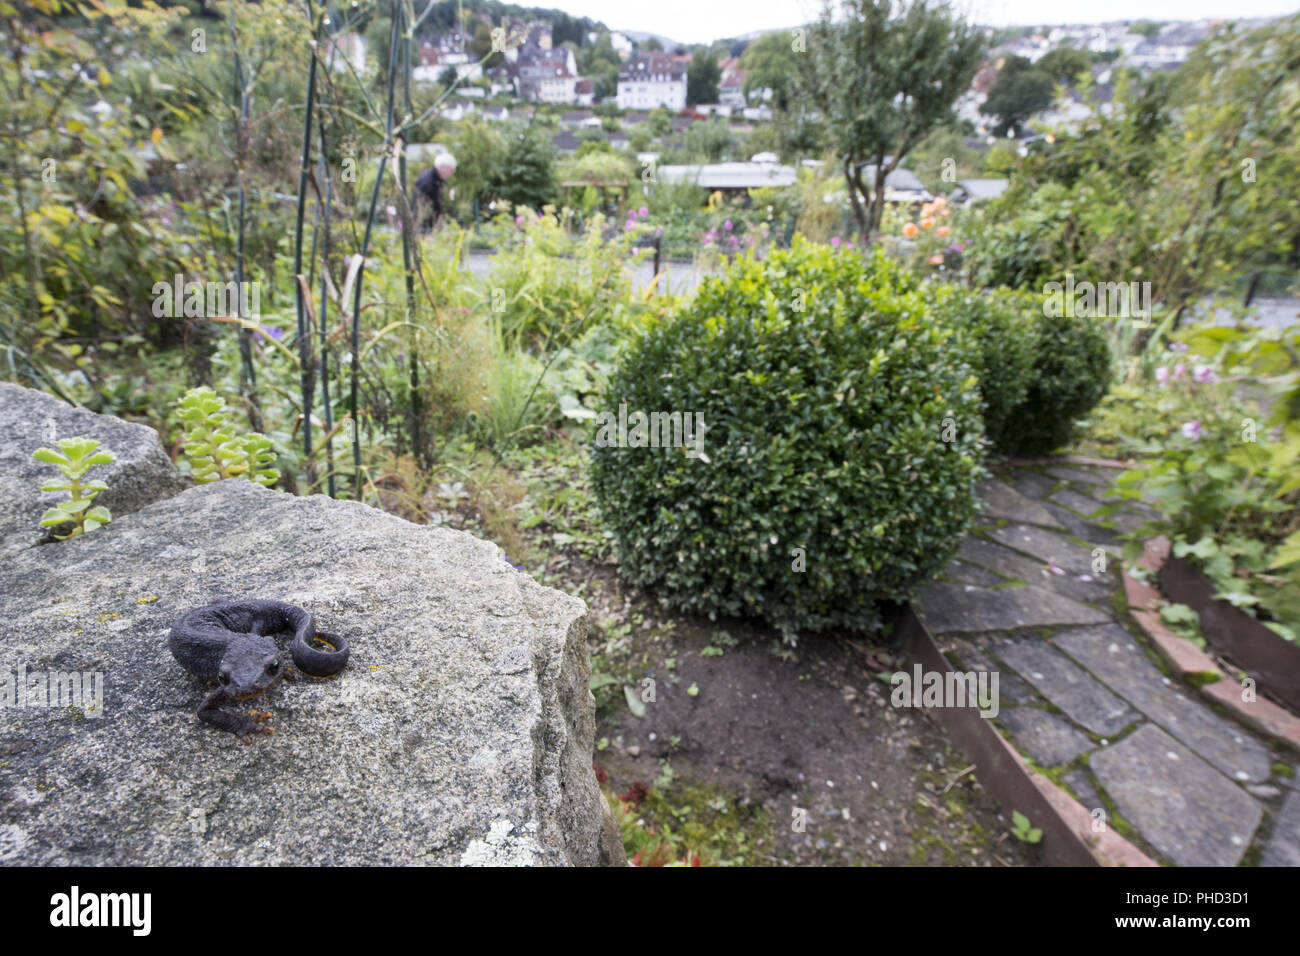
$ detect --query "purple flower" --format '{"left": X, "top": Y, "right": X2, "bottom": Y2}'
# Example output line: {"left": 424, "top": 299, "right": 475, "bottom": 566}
{"left": 728, "top": 235, "right": 738, "bottom": 246}
{"left": 723, "top": 220, "right": 732, "bottom": 231}
{"left": 1193, "top": 364, "right": 1216, "bottom": 384}
{"left": 1172, "top": 363, "right": 1187, "bottom": 381}
{"left": 1181, "top": 420, "right": 1203, "bottom": 441}
{"left": 830, "top": 236, "right": 841, "bottom": 246}
{"left": 515, "top": 214, "right": 525, "bottom": 226}
{"left": 950, "top": 243, "right": 966, "bottom": 253}
{"left": 1155, "top": 366, "right": 1169, "bottom": 386}
{"left": 624, "top": 219, "right": 635, "bottom": 230}
{"left": 638, "top": 206, "right": 648, "bottom": 218}
{"left": 654, "top": 226, "right": 663, "bottom": 237}
{"left": 1169, "top": 342, "right": 1189, "bottom": 353}
{"left": 256, "top": 326, "right": 284, "bottom": 341}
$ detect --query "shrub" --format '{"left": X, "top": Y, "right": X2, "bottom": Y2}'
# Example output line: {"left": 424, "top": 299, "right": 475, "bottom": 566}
{"left": 1009, "top": 310, "right": 1113, "bottom": 454}
{"left": 588, "top": 239, "right": 985, "bottom": 641}
{"left": 924, "top": 285, "right": 1037, "bottom": 452}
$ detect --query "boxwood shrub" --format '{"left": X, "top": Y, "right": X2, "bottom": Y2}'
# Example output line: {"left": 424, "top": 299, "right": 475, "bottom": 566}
{"left": 588, "top": 239, "right": 985, "bottom": 641}
{"left": 1010, "top": 310, "right": 1113, "bottom": 454}
{"left": 925, "top": 286, "right": 1112, "bottom": 455}
{"left": 924, "top": 285, "right": 1037, "bottom": 453}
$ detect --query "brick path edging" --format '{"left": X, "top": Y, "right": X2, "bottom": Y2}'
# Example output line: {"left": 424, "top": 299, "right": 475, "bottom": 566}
{"left": 1126, "top": 535, "right": 1300, "bottom": 754}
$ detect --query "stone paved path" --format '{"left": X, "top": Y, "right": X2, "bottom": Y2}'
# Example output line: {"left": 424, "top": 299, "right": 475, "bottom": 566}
{"left": 916, "top": 462, "right": 1299, "bottom": 867}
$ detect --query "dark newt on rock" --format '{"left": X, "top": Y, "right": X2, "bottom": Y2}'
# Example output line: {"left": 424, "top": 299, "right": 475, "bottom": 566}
{"left": 169, "top": 599, "right": 349, "bottom": 742}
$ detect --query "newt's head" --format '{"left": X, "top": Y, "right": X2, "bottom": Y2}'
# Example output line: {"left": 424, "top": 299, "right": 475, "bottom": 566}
{"left": 218, "top": 633, "right": 286, "bottom": 700}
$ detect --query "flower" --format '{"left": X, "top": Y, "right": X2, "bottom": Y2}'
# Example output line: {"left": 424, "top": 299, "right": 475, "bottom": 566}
{"left": 928, "top": 253, "right": 944, "bottom": 265}
{"left": 920, "top": 217, "right": 935, "bottom": 230}
{"left": 921, "top": 203, "right": 935, "bottom": 218}
{"left": 1155, "top": 366, "right": 1170, "bottom": 386}
{"left": 728, "top": 235, "right": 738, "bottom": 246}
{"left": 255, "top": 326, "right": 284, "bottom": 341}
{"left": 1173, "top": 363, "right": 1187, "bottom": 381}
{"left": 723, "top": 220, "right": 733, "bottom": 231}
{"left": 937, "top": 225, "right": 951, "bottom": 238}
{"left": 932, "top": 195, "right": 947, "bottom": 210}
{"left": 830, "top": 236, "right": 841, "bottom": 246}
{"left": 1181, "top": 420, "right": 1203, "bottom": 440}
{"left": 638, "top": 206, "right": 648, "bottom": 218}
{"left": 386, "top": 205, "right": 397, "bottom": 217}
{"left": 1169, "top": 342, "right": 1189, "bottom": 353}
{"left": 655, "top": 225, "right": 664, "bottom": 237}
{"left": 1193, "top": 364, "right": 1216, "bottom": 384}
{"left": 1047, "top": 559, "right": 1066, "bottom": 576}
{"left": 902, "top": 221, "right": 919, "bottom": 238}
{"left": 515, "top": 214, "right": 525, "bottom": 226}
{"left": 949, "top": 243, "right": 966, "bottom": 253}
{"left": 624, "top": 219, "right": 635, "bottom": 230}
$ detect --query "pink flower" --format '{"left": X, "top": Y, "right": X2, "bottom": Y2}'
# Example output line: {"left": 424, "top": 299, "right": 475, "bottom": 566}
{"left": 638, "top": 206, "right": 648, "bottom": 218}
{"left": 1181, "top": 420, "right": 1203, "bottom": 440}
{"left": 728, "top": 235, "right": 738, "bottom": 246}
{"left": 1193, "top": 365, "right": 1216, "bottom": 384}
{"left": 1155, "top": 366, "right": 1169, "bottom": 386}
{"left": 654, "top": 226, "right": 664, "bottom": 236}
{"left": 1047, "top": 559, "right": 1066, "bottom": 576}
{"left": 1169, "top": 342, "right": 1189, "bottom": 353}
{"left": 723, "top": 220, "right": 732, "bottom": 231}
{"left": 515, "top": 214, "right": 525, "bottom": 226}
{"left": 1172, "top": 363, "right": 1187, "bottom": 381}
{"left": 831, "top": 236, "right": 841, "bottom": 246}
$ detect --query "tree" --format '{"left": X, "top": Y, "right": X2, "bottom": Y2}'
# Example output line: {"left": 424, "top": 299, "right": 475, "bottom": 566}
{"left": 647, "top": 106, "right": 672, "bottom": 137}
{"left": 449, "top": 115, "right": 504, "bottom": 216}
{"left": 687, "top": 53, "right": 721, "bottom": 106}
{"left": 437, "top": 65, "right": 458, "bottom": 88}
{"left": 493, "top": 130, "right": 558, "bottom": 210}
{"left": 1129, "top": 21, "right": 1162, "bottom": 39}
{"left": 740, "top": 31, "right": 800, "bottom": 110}
{"left": 983, "top": 57, "right": 1055, "bottom": 137}
{"left": 1037, "top": 46, "right": 1091, "bottom": 85}
{"left": 685, "top": 119, "right": 732, "bottom": 161}
{"left": 645, "top": 37, "right": 663, "bottom": 52}
{"left": 797, "top": 0, "right": 985, "bottom": 239}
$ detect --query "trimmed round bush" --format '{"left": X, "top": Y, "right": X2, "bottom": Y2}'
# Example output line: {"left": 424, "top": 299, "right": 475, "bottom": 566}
{"left": 925, "top": 285, "right": 1037, "bottom": 452}
{"left": 1008, "top": 311, "right": 1113, "bottom": 454}
{"left": 588, "top": 239, "right": 985, "bottom": 640}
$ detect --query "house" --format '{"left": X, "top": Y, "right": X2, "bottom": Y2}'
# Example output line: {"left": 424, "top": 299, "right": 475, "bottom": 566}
{"left": 656, "top": 161, "right": 798, "bottom": 193}
{"left": 561, "top": 110, "right": 594, "bottom": 126}
{"left": 516, "top": 60, "right": 577, "bottom": 104}
{"left": 616, "top": 52, "right": 687, "bottom": 111}
{"left": 718, "top": 56, "right": 747, "bottom": 108}
{"left": 551, "top": 132, "right": 582, "bottom": 154}
{"left": 624, "top": 110, "right": 650, "bottom": 125}
{"left": 575, "top": 79, "right": 594, "bottom": 106}
{"left": 608, "top": 132, "right": 629, "bottom": 150}
{"left": 857, "top": 163, "right": 931, "bottom": 203}
{"left": 949, "top": 178, "right": 1009, "bottom": 204}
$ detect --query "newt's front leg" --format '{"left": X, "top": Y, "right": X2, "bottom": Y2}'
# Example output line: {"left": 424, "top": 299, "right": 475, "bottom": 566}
{"left": 196, "top": 686, "right": 276, "bottom": 743}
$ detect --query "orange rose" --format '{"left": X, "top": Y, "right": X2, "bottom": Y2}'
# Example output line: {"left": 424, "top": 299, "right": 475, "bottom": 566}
{"left": 902, "top": 221, "right": 919, "bottom": 238}
{"left": 920, "top": 203, "right": 935, "bottom": 218}
{"left": 920, "top": 217, "right": 935, "bottom": 230}
{"left": 932, "top": 195, "right": 947, "bottom": 210}
{"left": 928, "top": 254, "right": 944, "bottom": 265}
{"left": 937, "top": 225, "right": 951, "bottom": 238}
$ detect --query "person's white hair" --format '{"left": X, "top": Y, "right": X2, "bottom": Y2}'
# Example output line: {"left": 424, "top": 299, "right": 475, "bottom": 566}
{"left": 434, "top": 152, "right": 457, "bottom": 171}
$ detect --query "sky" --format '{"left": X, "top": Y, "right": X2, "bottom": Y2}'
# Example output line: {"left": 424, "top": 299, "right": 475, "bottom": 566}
{"left": 541, "top": 0, "right": 1299, "bottom": 43}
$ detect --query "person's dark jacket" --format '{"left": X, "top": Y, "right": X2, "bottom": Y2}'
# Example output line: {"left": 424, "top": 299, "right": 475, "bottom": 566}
{"left": 415, "top": 167, "right": 443, "bottom": 226}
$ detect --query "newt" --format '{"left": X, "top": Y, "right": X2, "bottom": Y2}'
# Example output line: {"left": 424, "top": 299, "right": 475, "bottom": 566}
{"left": 169, "top": 599, "right": 349, "bottom": 742}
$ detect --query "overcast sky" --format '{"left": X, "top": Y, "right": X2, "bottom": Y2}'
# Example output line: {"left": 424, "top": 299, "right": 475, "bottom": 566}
{"left": 545, "top": 0, "right": 1298, "bottom": 43}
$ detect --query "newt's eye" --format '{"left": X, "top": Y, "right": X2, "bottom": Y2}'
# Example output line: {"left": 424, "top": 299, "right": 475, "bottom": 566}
{"left": 218, "top": 671, "right": 230, "bottom": 685}
{"left": 267, "top": 660, "right": 279, "bottom": 673}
